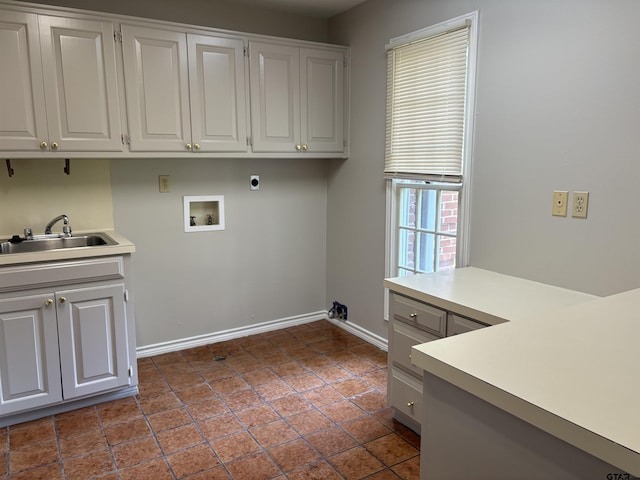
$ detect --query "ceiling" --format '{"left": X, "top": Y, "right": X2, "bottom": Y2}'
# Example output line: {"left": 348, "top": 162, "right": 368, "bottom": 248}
{"left": 228, "top": 0, "right": 367, "bottom": 18}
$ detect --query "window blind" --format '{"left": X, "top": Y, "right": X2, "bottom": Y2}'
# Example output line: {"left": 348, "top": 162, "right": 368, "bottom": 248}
{"left": 385, "top": 26, "right": 470, "bottom": 182}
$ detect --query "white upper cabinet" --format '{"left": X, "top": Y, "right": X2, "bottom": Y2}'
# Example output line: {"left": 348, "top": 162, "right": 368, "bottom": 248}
{"left": 38, "top": 16, "right": 123, "bottom": 152}
{"left": 249, "top": 41, "right": 345, "bottom": 155}
{"left": 122, "top": 25, "right": 248, "bottom": 153}
{"left": 0, "top": 11, "right": 48, "bottom": 152}
{"left": 121, "top": 25, "right": 192, "bottom": 152}
{"left": 0, "top": 11, "right": 122, "bottom": 153}
{"left": 188, "top": 35, "right": 248, "bottom": 152}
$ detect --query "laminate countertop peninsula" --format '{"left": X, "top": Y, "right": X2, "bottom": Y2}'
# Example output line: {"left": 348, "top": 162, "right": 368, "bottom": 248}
{"left": 386, "top": 268, "right": 639, "bottom": 478}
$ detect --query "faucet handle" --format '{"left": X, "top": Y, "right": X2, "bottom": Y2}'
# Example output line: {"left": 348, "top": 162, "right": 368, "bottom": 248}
{"left": 24, "top": 228, "right": 33, "bottom": 239}
{"left": 63, "top": 225, "right": 72, "bottom": 237}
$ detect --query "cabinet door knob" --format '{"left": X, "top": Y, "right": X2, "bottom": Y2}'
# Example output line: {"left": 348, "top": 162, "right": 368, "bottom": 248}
{"left": 186, "top": 143, "right": 192, "bottom": 151}
{"left": 407, "top": 401, "right": 415, "bottom": 408}
{"left": 51, "top": 141, "right": 59, "bottom": 150}
{"left": 59, "top": 296, "right": 66, "bottom": 304}
{"left": 45, "top": 298, "right": 54, "bottom": 306}
{"left": 302, "top": 144, "right": 308, "bottom": 151}
{"left": 409, "top": 312, "right": 417, "bottom": 319}
{"left": 295, "top": 144, "right": 302, "bottom": 151}
{"left": 40, "top": 141, "right": 48, "bottom": 149}
{"left": 194, "top": 143, "right": 200, "bottom": 150}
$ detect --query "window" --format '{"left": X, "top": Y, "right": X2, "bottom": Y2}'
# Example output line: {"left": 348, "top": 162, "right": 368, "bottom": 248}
{"left": 385, "top": 12, "right": 478, "bottom": 282}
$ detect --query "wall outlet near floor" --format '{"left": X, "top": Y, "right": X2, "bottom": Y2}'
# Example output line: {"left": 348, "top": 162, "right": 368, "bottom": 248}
{"left": 572, "top": 191, "right": 589, "bottom": 218}
{"left": 159, "top": 175, "right": 170, "bottom": 193}
{"left": 328, "top": 301, "right": 348, "bottom": 321}
{"left": 552, "top": 191, "right": 568, "bottom": 216}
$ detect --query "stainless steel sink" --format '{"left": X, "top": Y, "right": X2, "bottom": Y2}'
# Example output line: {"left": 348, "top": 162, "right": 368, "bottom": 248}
{"left": 0, "top": 233, "right": 117, "bottom": 255}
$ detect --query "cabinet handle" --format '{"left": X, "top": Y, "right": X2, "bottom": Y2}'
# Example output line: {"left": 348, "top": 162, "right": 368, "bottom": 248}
{"left": 51, "top": 141, "right": 59, "bottom": 150}
{"left": 45, "top": 298, "right": 54, "bottom": 306}
{"left": 302, "top": 144, "right": 308, "bottom": 151}
{"left": 407, "top": 401, "right": 415, "bottom": 408}
{"left": 59, "top": 296, "right": 66, "bottom": 304}
{"left": 295, "top": 144, "right": 302, "bottom": 151}
{"left": 194, "top": 143, "right": 200, "bottom": 150}
{"left": 409, "top": 312, "right": 417, "bottom": 319}
{"left": 186, "top": 143, "right": 192, "bottom": 151}
{"left": 40, "top": 141, "right": 48, "bottom": 149}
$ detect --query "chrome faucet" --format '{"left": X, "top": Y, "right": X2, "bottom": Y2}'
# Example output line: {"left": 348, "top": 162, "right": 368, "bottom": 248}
{"left": 44, "top": 214, "right": 72, "bottom": 237}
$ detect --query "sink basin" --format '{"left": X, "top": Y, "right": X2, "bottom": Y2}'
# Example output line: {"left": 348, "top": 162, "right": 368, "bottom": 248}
{"left": 0, "top": 233, "right": 117, "bottom": 255}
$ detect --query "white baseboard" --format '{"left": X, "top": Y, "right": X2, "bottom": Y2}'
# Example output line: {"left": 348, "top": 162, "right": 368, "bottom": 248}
{"left": 136, "top": 310, "right": 328, "bottom": 358}
{"left": 327, "top": 317, "right": 388, "bottom": 352}
{"left": 136, "top": 311, "right": 388, "bottom": 358}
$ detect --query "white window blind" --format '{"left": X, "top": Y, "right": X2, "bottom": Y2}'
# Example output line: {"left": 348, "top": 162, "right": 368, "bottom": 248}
{"left": 385, "top": 25, "right": 470, "bottom": 182}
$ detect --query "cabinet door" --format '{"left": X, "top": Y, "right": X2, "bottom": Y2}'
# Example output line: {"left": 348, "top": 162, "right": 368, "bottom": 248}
{"left": 188, "top": 34, "right": 248, "bottom": 152}
{"left": 0, "top": 294, "right": 62, "bottom": 415}
{"left": 0, "top": 11, "right": 48, "bottom": 151}
{"left": 300, "top": 48, "right": 344, "bottom": 153}
{"left": 249, "top": 42, "right": 300, "bottom": 153}
{"left": 56, "top": 284, "right": 130, "bottom": 400}
{"left": 38, "top": 16, "right": 123, "bottom": 152}
{"left": 121, "top": 25, "right": 192, "bottom": 152}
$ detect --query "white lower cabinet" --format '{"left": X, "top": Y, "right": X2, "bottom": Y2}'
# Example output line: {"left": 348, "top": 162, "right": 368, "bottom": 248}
{"left": 387, "top": 291, "right": 488, "bottom": 433}
{"left": 0, "top": 256, "right": 137, "bottom": 425}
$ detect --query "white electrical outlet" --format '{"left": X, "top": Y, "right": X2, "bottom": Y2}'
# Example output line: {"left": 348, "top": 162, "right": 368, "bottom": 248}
{"left": 572, "top": 191, "right": 589, "bottom": 218}
{"left": 552, "top": 191, "right": 568, "bottom": 217}
{"left": 250, "top": 175, "right": 260, "bottom": 191}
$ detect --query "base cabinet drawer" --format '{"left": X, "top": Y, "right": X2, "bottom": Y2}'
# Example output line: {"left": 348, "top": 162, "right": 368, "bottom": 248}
{"left": 391, "top": 293, "right": 446, "bottom": 337}
{"left": 391, "top": 321, "right": 439, "bottom": 377}
{"left": 447, "top": 314, "right": 488, "bottom": 336}
{"left": 390, "top": 369, "right": 423, "bottom": 425}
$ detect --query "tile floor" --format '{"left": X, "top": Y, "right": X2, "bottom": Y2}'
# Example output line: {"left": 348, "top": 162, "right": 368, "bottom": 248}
{"left": 0, "top": 320, "right": 420, "bottom": 479}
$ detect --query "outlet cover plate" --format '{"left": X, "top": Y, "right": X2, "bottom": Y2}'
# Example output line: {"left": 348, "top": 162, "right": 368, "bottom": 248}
{"left": 572, "top": 191, "right": 589, "bottom": 218}
{"left": 552, "top": 191, "right": 568, "bottom": 217}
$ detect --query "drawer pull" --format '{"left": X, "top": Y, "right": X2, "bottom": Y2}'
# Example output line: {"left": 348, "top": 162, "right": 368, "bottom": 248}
{"left": 45, "top": 298, "right": 54, "bottom": 306}
{"left": 409, "top": 312, "right": 418, "bottom": 319}
{"left": 59, "top": 297, "right": 67, "bottom": 304}
{"left": 407, "top": 401, "right": 415, "bottom": 408}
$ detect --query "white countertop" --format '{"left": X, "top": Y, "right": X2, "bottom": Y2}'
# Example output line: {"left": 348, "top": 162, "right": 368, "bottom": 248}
{"left": 0, "top": 230, "right": 135, "bottom": 266}
{"left": 384, "top": 267, "right": 597, "bottom": 325}
{"left": 393, "top": 269, "right": 640, "bottom": 476}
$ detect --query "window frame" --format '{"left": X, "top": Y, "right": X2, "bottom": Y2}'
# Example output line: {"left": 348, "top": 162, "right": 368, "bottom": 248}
{"left": 384, "top": 11, "right": 479, "bottom": 320}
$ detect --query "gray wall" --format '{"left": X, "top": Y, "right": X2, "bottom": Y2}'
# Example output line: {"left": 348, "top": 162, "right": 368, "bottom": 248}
{"left": 327, "top": 0, "right": 640, "bottom": 340}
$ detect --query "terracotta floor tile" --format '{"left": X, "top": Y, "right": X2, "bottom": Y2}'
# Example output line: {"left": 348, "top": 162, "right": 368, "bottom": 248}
{"left": 286, "top": 372, "right": 325, "bottom": 392}
{"left": 258, "top": 351, "right": 291, "bottom": 366}
{"left": 210, "top": 431, "right": 260, "bottom": 463}
{"left": 9, "top": 421, "right": 55, "bottom": 449}
{"left": 8, "top": 462, "right": 62, "bottom": 480}
{"left": 59, "top": 429, "right": 108, "bottom": 458}
{"left": 271, "top": 361, "right": 307, "bottom": 378}
{"left": 365, "top": 434, "right": 419, "bottom": 467}
{"left": 254, "top": 380, "right": 296, "bottom": 401}
{"left": 137, "top": 379, "right": 171, "bottom": 398}
{"left": 225, "top": 452, "right": 281, "bottom": 480}
{"left": 199, "top": 365, "right": 236, "bottom": 382}
{"left": 361, "top": 369, "right": 388, "bottom": 389}
{"left": 391, "top": 455, "right": 420, "bottom": 480}
{"left": 63, "top": 449, "right": 114, "bottom": 480}
{"left": 286, "top": 409, "right": 333, "bottom": 436}
{"left": 367, "top": 469, "right": 403, "bottom": 480}
{"left": 221, "top": 389, "right": 262, "bottom": 410}
{"left": 55, "top": 409, "right": 101, "bottom": 438}
{"left": 353, "top": 390, "right": 387, "bottom": 413}
{"left": 98, "top": 398, "right": 143, "bottom": 426}
{"left": 222, "top": 356, "right": 262, "bottom": 374}
{"left": 342, "top": 357, "right": 378, "bottom": 376}
{"left": 241, "top": 368, "right": 278, "bottom": 386}
{"left": 119, "top": 458, "right": 174, "bottom": 480}
{"left": 186, "top": 397, "right": 228, "bottom": 421}
{"left": 104, "top": 417, "right": 151, "bottom": 446}
{"left": 166, "top": 371, "right": 206, "bottom": 390}
{"left": 268, "top": 438, "right": 319, "bottom": 472}
{"left": 329, "top": 446, "right": 385, "bottom": 480}
{"left": 234, "top": 404, "right": 279, "bottom": 428}
{"left": 0, "top": 428, "right": 6, "bottom": 453}
{"left": 112, "top": 436, "right": 162, "bottom": 469}
{"left": 250, "top": 419, "right": 299, "bottom": 448}
{"left": 176, "top": 383, "right": 215, "bottom": 404}
{"left": 320, "top": 400, "right": 365, "bottom": 424}
{"left": 303, "top": 385, "right": 344, "bottom": 407}
{"left": 182, "top": 465, "right": 231, "bottom": 479}
{"left": 9, "top": 440, "right": 58, "bottom": 473}
{"left": 199, "top": 413, "right": 244, "bottom": 440}
{"left": 147, "top": 407, "right": 192, "bottom": 433}
{"left": 298, "top": 354, "right": 336, "bottom": 370}
{"left": 0, "top": 452, "right": 5, "bottom": 476}
{"left": 287, "top": 460, "right": 344, "bottom": 480}
{"left": 333, "top": 378, "right": 371, "bottom": 397}
{"left": 315, "top": 365, "right": 353, "bottom": 383}
{"left": 156, "top": 424, "right": 204, "bottom": 454}
{"left": 139, "top": 392, "right": 181, "bottom": 415}
{"left": 269, "top": 395, "right": 312, "bottom": 417}
{"left": 342, "top": 416, "right": 392, "bottom": 443}
{"left": 305, "top": 427, "right": 357, "bottom": 456}
{"left": 167, "top": 443, "right": 219, "bottom": 478}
